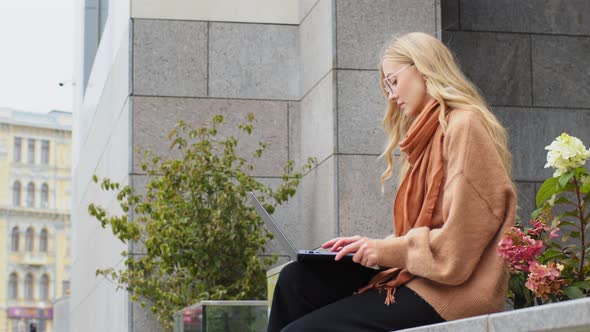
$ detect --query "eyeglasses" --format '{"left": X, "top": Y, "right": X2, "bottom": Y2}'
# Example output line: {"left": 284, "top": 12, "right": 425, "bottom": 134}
{"left": 383, "top": 63, "right": 414, "bottom": 97}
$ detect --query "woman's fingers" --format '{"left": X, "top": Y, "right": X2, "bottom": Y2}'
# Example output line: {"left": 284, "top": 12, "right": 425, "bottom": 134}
{"left": 335, "top": 240, "right": 362, "bottom": 261}
{"left": 353, "top": 245, "right": 365, "bottom": 264}
{"left": 329, "top": 236, "right": 361, "bottom": 252}
{"left": 321, "top": 237, "right": 341, "bottom": 248}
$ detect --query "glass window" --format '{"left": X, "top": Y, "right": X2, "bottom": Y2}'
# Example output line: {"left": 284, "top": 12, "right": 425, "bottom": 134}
{"left": 27, "top": 139, "right": 35, "bottom": 164}
{"left": 24, "top": 274, "right": 34, "bottom": 300}
{"left": 40, "top": 228, "right": 48, "bottom": 252}
{"left": 13, "top": 137, "right": 21, "bottom": 162}
{"left": 9, "top": 273, "right": 18, "bottom": 299}
{"left": 99, "top": 0, "right": 109, "bottom": 41}
{"left": 12, "top": 181, "right": 21, "bottom": 206}
{"left": 26, "top": 182, "right": 35, "bottom": 207}
{"left": 11, "top": 227, "right": 19, "bottom": 252}
{"left": 41, "top": 140, "right": 50, "bottom": 164}
{"left": 40, "top": 274, "right": 50, "bottom": 300}
{"left": 83, "top": 0, "right": 110, "bottom": 91}
{"left": 41, "top": 183, "right": 49, "bottom": 208}
{"left": 25, "top": 227, "right": 34, "bottom": 252}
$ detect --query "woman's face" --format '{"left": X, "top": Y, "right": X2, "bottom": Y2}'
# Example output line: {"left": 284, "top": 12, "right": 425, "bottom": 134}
{"left": 381, "top": 59, "right": 434, "bottom": 120}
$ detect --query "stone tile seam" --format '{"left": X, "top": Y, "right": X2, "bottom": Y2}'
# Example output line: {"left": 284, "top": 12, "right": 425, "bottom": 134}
{"left": 442, "top": 27, "right": 590, "bottom": 39}
{"left": 133, "top": 17, "right": 298, "bottom": 27}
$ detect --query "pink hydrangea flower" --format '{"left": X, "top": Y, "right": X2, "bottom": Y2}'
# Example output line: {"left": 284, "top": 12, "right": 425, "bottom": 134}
{"left": 527, "top": 219, "right": 551, "bottom": 236}
{"left": 524, "top": 261, "right": 564, "bottom": 299}
{"left": 549, "top": 227, "right": 560, "bottom": 240}
{"left": 497, "top": 227, "right": 544, "bottom": 272}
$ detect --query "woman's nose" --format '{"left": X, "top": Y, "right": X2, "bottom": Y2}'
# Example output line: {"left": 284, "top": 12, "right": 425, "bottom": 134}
{"left": 387, "top": 90, "right": 398, "bottom": 102}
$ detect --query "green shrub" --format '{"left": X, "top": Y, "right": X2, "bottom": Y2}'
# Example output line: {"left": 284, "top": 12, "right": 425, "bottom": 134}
{"left": 88, "top": 113, "right": 316, "bottom": 330}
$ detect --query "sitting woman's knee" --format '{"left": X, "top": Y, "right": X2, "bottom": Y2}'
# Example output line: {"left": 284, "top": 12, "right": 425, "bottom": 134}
{"left": 277, "top": 261, "right": 306, "bottom": 285}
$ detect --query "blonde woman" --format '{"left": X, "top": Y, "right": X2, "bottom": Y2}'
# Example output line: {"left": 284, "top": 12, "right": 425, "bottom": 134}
{"left": 267, "top": 32, "right": 517, "bottom": 332}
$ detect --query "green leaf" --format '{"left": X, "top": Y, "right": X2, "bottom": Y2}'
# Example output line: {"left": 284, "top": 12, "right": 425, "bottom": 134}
{"left": 564, "top": 286, "right": 585, "bottom": 299}
{"left": 213, "top": 114, "right": 224, "bottom": 124}
{"left": 548, "top": 193, "right": 558, "bottom": 206}
{"left": 573, "top": 166, "right": 587, "bottom": 177}
{"left": 536, "top": 177, "right": 560, "bottom": 208}
{"left": 509, "top": 275, "right": 523, "bottom": 297}
{"left": 561, "top": 209, "right": 580, "bottom": 219}
{"left": 561, "top": 258, "right": 578, "bottom": 266}
{"left": 556, "top": 220, "right": 577, "bottom": 228}
{"left": 559, "top": 172, "right": 576, "bottom": 188}
{"left": 571, "top": 280, "right": 590, "bottom": 290}
{"left": 539, "top": 248, "right": 566, "bottom": 262}
{"left": 553, "top": 196, "right": 574, "bottom": 206}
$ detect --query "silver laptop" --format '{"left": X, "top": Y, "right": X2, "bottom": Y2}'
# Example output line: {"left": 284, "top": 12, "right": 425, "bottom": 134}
{"left": 248, "top": 191, "right": 355, "bottom": 263}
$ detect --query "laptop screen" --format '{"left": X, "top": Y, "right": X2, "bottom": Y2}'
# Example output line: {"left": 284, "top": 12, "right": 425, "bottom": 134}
{"left": 248, "top": 191, "right": 299, "bottom": 259}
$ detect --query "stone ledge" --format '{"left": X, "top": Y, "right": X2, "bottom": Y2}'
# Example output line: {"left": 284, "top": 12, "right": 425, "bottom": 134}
{"left": 398, "top": 297, "right": 590, "bottom": 332}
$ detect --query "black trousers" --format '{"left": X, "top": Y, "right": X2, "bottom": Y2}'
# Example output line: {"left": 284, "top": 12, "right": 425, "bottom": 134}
{"left": 267, "top": 261, "right": 445, "bottom": 332}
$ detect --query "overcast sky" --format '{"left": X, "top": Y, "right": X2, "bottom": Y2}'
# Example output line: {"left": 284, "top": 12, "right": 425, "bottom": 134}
{"left": 0, "top": 0, "right": 75, "bottom": 114}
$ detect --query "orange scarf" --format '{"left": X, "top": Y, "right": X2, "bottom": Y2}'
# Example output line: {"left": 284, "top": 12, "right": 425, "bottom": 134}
{"left": 356, "top": 98, "right": 447, "bottom": 305}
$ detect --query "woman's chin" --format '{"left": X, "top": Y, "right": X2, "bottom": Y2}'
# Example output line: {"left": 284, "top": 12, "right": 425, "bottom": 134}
{"left": 403, "top": 107, "right": 418, "bottom": 120}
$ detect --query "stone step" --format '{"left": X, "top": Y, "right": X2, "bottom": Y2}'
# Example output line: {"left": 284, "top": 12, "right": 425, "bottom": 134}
{"left": 398, "top": 297, "right": 590, "bottom": 332}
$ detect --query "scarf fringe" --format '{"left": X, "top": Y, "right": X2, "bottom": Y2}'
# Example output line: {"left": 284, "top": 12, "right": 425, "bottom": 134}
{"left": 353, "top": 284, "right": 399, "bottom": 305}
{"left": 385, "top": 286, "right": 397, "bottom": 305}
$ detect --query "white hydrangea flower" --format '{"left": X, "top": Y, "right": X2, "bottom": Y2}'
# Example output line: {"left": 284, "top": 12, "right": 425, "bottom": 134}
{"left": 544, "top": 133, "right": 590, "bottom": 177}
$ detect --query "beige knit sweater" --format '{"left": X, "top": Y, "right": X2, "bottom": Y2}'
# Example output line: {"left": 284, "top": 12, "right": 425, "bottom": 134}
{"left": 376, "top": 108, "right": 517, "bottom": 321}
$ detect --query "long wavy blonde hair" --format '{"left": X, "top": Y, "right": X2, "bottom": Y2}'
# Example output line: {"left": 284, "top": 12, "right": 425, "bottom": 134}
{"left": 378, "top": 32, "right": 515, "bottom": 194}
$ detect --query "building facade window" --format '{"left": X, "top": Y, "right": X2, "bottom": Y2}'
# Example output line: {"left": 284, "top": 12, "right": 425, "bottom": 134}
{"left": 12, "top": 181, "right": 21, "bottom": 206}
{"left": 41, "top": 140, "right": 49, "bottom": 164}
{"left": 41, "top": 183, "right": 49, "bottom": 208}
{"left": 26, "top": 182, "right": 35, "bottom": 207}
{"left": 40, "top": 228, "right": 48, "bottom": 252}
{"left": 24, "top": 273, "right": 34, "bottom": 300}
{"left": 9, "top": 273, "right": 18, "bottom": 299}
{"left": 40, "top": 274, "right": 50, "bottom": 300}
{"left": 62, "top": 280, "right": 71, "bottom": 296}
{"left": 14, "top": 137, "right": 22, "bottom": 162}
{"left": 27, "top": 139, "right": 35, "bottom": 164}
{"left": 11, "top": 227, "right": 19, "bottom": 252}
{"left": 25, "top": 227, "right": 34, "bottom": 252}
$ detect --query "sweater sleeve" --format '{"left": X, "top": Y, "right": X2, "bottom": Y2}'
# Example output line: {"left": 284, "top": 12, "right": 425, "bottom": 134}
{"left": 377, "top": 112, "right": 517, "bottom": 286}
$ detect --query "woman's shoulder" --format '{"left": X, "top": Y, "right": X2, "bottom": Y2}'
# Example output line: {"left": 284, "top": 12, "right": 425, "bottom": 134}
{"left": 443, "top": 108, "right": 500, "bottom": 178}
{"left": 446, "top": 108, "right": 482, "bottom": 130}
{"left": 443, "top": 108, "right": 488, "bottom": 145}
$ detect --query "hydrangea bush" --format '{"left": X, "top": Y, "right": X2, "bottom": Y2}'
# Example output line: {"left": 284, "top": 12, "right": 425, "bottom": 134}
{"left": 498, "top": 133, "right": 590, "bottom": 308}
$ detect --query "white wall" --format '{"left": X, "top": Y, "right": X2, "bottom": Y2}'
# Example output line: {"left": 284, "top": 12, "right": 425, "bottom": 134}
{"left": 71, "top": 0, "right": 132, "bottom": 331}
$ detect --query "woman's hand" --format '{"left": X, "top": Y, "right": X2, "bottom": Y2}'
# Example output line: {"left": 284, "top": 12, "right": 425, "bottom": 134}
{"left": 321, "top": 235, "right": 382, "bottom": 268}
{"left": 321, "top": 235, "right": 362, "bottom": 252}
